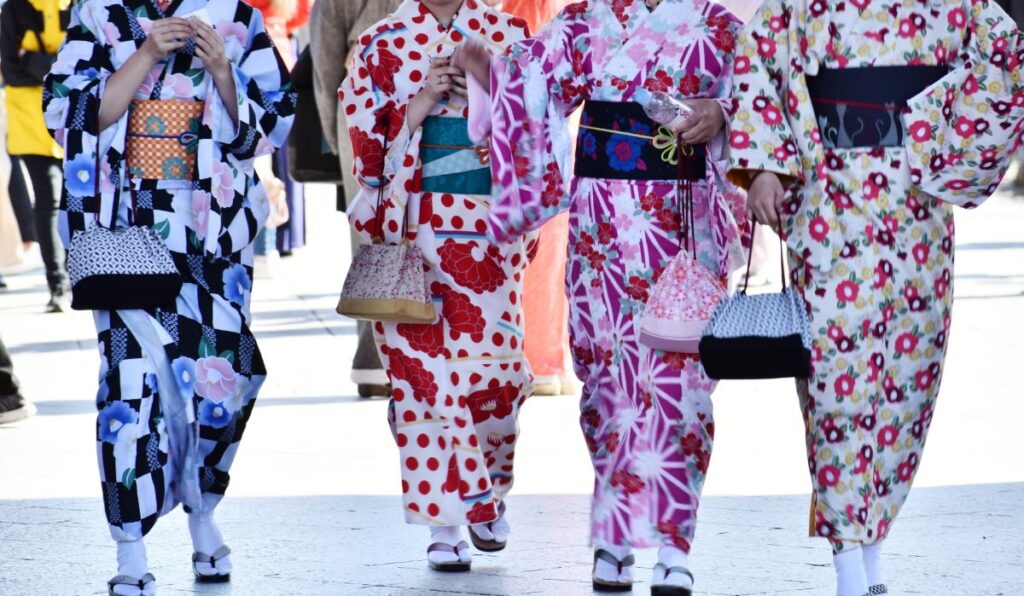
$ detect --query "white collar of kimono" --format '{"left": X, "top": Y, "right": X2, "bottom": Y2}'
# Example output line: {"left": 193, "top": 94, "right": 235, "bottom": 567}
{"left": 599, "top": 0, "right": 711, "bottom": 84}
{"left": 396, "top": 0, "right": 472, "bottom": 27}
{"left": 392, "top": 0, "right": 502, "bottom": 55}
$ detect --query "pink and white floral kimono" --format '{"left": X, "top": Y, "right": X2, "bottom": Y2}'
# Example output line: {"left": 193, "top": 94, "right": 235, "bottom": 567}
{"left": 728, "top": 0, "right": 1024, "bottom": 549}
{"left": 477, "top": 0, "right": 745, "bottom": 550}
{"left": 340, "top": 0, "right": 536, "bottom": 527}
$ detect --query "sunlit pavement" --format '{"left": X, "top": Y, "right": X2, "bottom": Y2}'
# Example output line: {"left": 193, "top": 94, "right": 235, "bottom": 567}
{"left": 1, "top": 186, "right": 1021, "bottom": 595}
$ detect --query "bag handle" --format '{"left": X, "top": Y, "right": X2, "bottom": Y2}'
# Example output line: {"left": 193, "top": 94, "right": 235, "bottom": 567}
{"left": 370, "top": 130, "right": 411, "bottom": 243}
{"left": 675, "top": 133, "right": 696, "bottom": 255}
{"left": 741, "top": 217, "right": 788, "bottom": 295}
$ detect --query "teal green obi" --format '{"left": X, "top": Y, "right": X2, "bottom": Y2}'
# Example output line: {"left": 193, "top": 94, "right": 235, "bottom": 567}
{"left": 419, "top": 116, "right": 491, "bottom": 195}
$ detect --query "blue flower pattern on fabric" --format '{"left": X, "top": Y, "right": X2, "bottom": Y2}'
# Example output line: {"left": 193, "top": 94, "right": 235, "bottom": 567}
{"left": 606, "top": 120, "right": 650, "bottom": 172}
{"left": 162, "top": 156, "right": 189, "bottom": 180}
{"left": 144, "top": 115, "right": 167, "bottom": 134}
{"left": 172, "top": 357, "right": 197, "bottom": 398}
{"left": 98, "top": 401, "right": 139, "bottom": 444}
{"left": 581, "top": 131, "right": 598, "bottom": 159}
{"left": 65, "top": 154, "right": 96, "bottom": 196}
{"left": 222, "top": 264, "right": 251, "bottom": 306}
{"left": 197, "top": 400, "right": 232, "bottom": 428}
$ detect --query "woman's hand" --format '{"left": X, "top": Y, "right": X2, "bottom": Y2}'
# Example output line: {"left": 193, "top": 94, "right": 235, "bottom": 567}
{"left": 141, "top": 17, "right": 194, "bottom": 62}
{"left": 407, "top": 57, "right": 462, "bottom": 131}
{"left": 676, "top": 99, "right": 726, "bottom": 145}
{"left": 453, "top": 41, "right": 491, "bottom": 92}
{"left": 423, "top": 57, "right": 462, "bottom": 102}
{"left": 191, "top": 19, "right": 230, "bottom": 79}
{"left": 746, "top": 171, "right": 786, "bottom": 228}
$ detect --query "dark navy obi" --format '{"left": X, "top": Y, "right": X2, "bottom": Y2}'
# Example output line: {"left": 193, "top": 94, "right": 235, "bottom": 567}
{"left": 807, "top": 66, "right": 948, "bottom": 149}
{"left": 575, "top": 100, "right": 706, "bottom": 181}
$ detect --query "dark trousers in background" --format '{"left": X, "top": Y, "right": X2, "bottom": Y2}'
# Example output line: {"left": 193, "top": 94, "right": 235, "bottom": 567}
{"left": 0, "top": 335, "right": 20, "bottom": 397}
{"left": 7, "top": 155, "right": 35, "bottom": 244}
{"left": 15, "top": 155, "right": 67, "bottom": 293}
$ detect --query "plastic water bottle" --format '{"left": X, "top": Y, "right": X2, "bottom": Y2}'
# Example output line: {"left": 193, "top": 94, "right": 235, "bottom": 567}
{"left": 634, "top": 88, "right": 694, "bottom": 132}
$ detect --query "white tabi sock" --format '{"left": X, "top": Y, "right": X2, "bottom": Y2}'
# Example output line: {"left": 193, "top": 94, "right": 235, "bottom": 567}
{"left": 834, "top": 546, "right": 869, "bottom": 596}
{"left": 655, "top": 545, "right": 694, "bottom": 588}
{"left": 862, "top": 541, "right": 884, "bottom": 588}
{"left": 593, "top": 544, "right": 634, "bottom": 584}
{"left": 471, "top": 508, "right": 510, "bottom": 542}
{"left": 188, "top": 510, "right": 225, "bottom": 555}
{"left": 429, "top": 526, "right": 470, "bottom": 563}
{"left": 116, "top": 538, "right": 148, "bottom": 579}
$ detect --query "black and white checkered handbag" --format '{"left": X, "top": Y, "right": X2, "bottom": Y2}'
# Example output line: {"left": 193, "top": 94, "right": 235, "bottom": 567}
{"left": 67, "top": 127, "right": 181, "bottom": 311}
{"left": 699, "top": 223, "right": 812, "bottom": 380}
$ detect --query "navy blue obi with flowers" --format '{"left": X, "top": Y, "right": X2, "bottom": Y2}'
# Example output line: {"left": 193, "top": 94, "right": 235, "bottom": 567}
{"left": 576, "top": 101, "right": 706, "bottom": 181}
{"left": 419, "top": 116, "right": 491, "bottom": 195}
{"left": 807, "top": 66, "right": 948, "bottom": 150}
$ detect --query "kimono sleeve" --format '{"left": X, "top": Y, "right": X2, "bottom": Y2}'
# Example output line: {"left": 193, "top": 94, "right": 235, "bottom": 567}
{"left": 337, "top": 36, "right": 411, "bottom": 193}
{"left": 213, "top": 7, "right": 296, "bottom": 168}
{"left": 903, "top": 0, "right": 1024, "bottom": 207}
{"left": 42, "top": 0, "right": 116, "bottom": 249}
{"left": 485, "top": 12, "right": 589, "bottom": 244}
{"left": 725, "top": 0, "right": 804, "bottom": 190}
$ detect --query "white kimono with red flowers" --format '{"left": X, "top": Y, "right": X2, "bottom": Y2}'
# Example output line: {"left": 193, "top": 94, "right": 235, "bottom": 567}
{"left": 339, "top": 0, "right": 536, "bottom": 527}
{"left": 728, "top": 0, "right": 1024, "bottom": 548}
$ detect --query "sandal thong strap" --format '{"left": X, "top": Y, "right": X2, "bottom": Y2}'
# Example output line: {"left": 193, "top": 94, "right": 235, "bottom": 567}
{"left": 868, "top": 584, "right": 888, "bottom": 595}
{"left": 594, "top": 549, "right": 636, "bottom": 573}
{"left": 427, "top": 540, "right": 470, "bottom": 555}
{"left": 653, "top": 562, "right": 695, "bottom": 584}
{"left": 108, "top": 573, "right": 155, "bottom": 594}
{"left": 192, "top": 545, "right": 232, "bottom": 569}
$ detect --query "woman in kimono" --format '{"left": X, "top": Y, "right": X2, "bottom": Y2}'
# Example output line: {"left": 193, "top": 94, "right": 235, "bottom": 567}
{"left": 459, "top": 0, "right": 745, "bottom": 592}
{"left": 339, "top": 0, "right": 535, "bottom": 573}
{"left": 43, "top": 0, "right": 293, "bottom": 592}
{"left": 729, "top": 2, "right": 1024, "bottom": 595}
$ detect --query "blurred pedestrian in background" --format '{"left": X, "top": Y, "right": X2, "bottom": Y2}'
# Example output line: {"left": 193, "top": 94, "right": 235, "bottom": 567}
{"left": 0, "top": 333, "right": 33, "bottom": 424}
{"left": 309, "top": 0, "right": 402, "bottom": 397}
{"left": 246, "top": 0, "right": 308, "bottom": 273}
{"left": 489, "top": 0, "right": 576, "bottom": 397}
{"left": 44, "top": 0, "right": 294, "bottom": 591}
{"left": 0, "top": 0, "right": 69, "bottom": 311}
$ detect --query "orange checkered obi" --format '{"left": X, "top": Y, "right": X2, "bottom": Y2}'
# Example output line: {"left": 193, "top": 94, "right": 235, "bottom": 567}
{"left": 125, "top": 99, "right": 204, "bottom": 181}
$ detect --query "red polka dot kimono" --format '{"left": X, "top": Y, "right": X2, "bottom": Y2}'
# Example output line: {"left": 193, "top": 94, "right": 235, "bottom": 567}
{"left": 339, "top": 0, "right": 536, "bottom": 527}
{"left": 728, "top": 0, "right": 1024, "bottom": 549}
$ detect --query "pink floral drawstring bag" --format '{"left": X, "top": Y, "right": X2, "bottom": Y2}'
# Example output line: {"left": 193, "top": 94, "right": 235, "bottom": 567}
{"left": 639, "top": 170, "right": 728, "bottom": 353}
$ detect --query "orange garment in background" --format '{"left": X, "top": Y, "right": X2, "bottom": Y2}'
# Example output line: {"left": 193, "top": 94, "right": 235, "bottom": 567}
{"left": 245, "top": 0, "right": 310, "bottom": 68}
{"left": 504, "top": 0, "right": 573, "bottom": 386}
{"left": 502, "top": 0, "right": 561, "bottom": 31}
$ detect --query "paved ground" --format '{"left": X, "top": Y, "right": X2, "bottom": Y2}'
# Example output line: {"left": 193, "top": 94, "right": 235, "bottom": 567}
{"left": 1, "top": 186, "right": 1022, "bottom": 595}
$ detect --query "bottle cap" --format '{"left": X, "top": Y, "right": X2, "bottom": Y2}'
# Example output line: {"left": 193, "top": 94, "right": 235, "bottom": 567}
{"left": 633, "top": 88, "right": 652, "bottom": 105}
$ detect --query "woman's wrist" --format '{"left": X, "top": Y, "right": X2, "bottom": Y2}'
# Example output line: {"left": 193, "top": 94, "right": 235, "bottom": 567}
{"left": 209, "top": 58, "right": 233, "bottom": 83}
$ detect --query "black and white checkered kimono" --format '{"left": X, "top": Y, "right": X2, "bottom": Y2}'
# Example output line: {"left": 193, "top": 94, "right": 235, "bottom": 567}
{"left": 43, "top": 0, "right": 294, "bottom": 542}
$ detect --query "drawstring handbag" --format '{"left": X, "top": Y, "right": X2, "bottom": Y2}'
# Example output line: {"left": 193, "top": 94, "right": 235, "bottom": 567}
{"left": 336, "top": 136, "right": 435, "bottom": 323}
{"left": 639, "top": 140, "right": 727, "bottom": 353}
{"left": 67, "top": 75, "right": 184, "bottom": 311}
{"left": 698, "top": 221, "right": 812, "bottom": 379}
